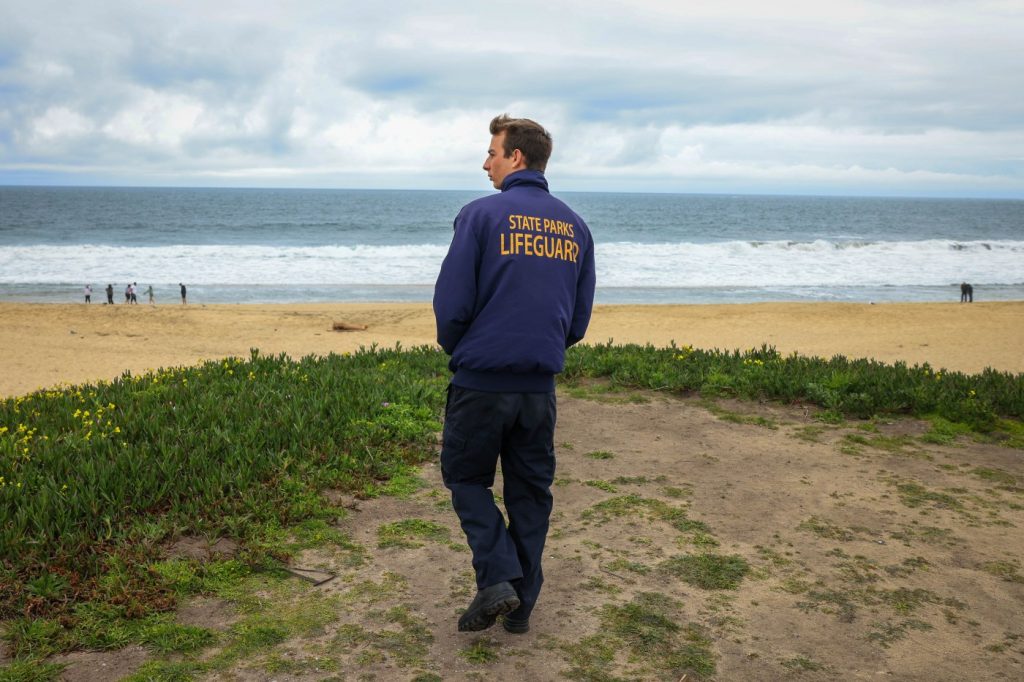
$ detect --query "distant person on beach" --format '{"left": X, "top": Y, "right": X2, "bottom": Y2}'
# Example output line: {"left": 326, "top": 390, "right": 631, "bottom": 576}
{"left": 433, "top": 114, "right": 596, "bottom": 635}
{"left": 960, "top": 282, "right": 973, "bottom": 303}
{"left": 84, "top": 284, "right": 91, "bottom": 303}
{"left": 105, "top": 284, "right": 114, "bottom": 305}
{"left": 146, "top": 285, "right": 154, "bottom": 305}
{"left": 124, "top": 284, "right": 131, "bottom": 304}
{"left": 130, "top": 282, "right": 138, "bottom": 304}
{"left": 180, "top": 283, "right": 187, "bottom": 304}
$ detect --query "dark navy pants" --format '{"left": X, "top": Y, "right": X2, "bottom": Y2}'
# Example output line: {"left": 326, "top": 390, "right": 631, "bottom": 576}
{"left": 441, "top": 384, "right": 556, "bottom": 620}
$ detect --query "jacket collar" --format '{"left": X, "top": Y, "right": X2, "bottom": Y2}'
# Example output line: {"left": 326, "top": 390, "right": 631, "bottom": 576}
{"left": 500, "top": 169, "right": 549, "bottom": 193}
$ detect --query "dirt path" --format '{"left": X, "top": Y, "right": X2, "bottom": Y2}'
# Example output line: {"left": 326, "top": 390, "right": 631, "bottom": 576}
{"left": 50, "top": 390, "right": 1024, "bottom": 681}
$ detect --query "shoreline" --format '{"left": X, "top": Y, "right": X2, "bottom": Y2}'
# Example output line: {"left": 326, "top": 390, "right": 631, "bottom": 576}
{"left": 2, "top": 300, "right": 1022, "bottom": 397}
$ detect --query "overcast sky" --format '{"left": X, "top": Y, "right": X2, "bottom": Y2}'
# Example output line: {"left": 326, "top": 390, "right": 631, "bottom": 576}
{"left": 1, "top": 0, "right": 1022, "bottom": 197}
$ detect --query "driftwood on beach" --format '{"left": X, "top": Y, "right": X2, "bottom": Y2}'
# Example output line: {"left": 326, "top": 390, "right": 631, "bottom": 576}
{"left": 331, "top": 321, "right": 368, "bottom": 332}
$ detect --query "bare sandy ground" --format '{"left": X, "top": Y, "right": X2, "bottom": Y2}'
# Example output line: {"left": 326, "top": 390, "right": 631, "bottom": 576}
{"left": 2, "top": 301, "right": 1021, "bottom": 398}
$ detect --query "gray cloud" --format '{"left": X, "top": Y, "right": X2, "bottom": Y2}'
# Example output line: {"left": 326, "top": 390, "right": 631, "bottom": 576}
{"left": 0, "top": 0, "right": 1021, "bottom": 196}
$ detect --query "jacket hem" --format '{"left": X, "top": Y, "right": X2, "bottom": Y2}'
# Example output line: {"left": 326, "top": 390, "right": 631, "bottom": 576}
{"left": 452, "top": 368, "right": 556, "bottom": 393}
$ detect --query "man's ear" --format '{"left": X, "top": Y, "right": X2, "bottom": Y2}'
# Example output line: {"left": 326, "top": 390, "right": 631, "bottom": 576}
{"left": 511, "top": 148, "right": 527, "bottom": 169}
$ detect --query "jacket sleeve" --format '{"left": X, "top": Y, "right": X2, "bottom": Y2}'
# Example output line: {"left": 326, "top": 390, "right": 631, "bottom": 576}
{"left": 566, "top": 234, "right": 596, "bottom": 348}
{"left": 432, "top": 211, "right": 481, "bottom": 355}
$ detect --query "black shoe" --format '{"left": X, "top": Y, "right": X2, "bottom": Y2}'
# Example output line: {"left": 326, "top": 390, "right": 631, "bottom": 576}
{"left": 502, "top": 615, "right": 530, "bottom": 634}
{"left": 458, "top": 581, "right": 520, "bottom": 632}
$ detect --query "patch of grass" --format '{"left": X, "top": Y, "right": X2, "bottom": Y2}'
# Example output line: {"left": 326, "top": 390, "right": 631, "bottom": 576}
{"left": 332, "top": 606, "right": 434, "bottom": 669}
{"left": 778, "top": 578, "right": 814, "bottom": 594}
{"left": 263, "top": 653, "right": 339, "bottom": 674}
{"left": 834, "top": 555, "right": 881, "bottom": 584}
{"left": 797, "top": 516, "right": 861, "bottom": 542}
{"left": 3, "top": 604, "right": 216, "bottom": 660}
{"left": 582, "top": 576, "right": 622, "bottom": 594}
{"left": 600, "top": 593, "right": 715, "bottom": 679}
{"left": 367, "top": 469, "right": 428, "bottom": 499}
{"left": 584, "top": 480, "right": 618, "bottom": 493}
{"left": 661, "top": 486, "right": 690, "bottom": 499}
{"left": 121, "top": 660, "right": 201, "bottom": 681}
{"left": 660, "top": 553, "right": 750, "bottom": 590}
{"left": 582, "top": 494, "right": 710, "bottom": 539}
{"left": 889, "top": 524, "right": 960, "bottom": 546}
{"left": 971, "top": 467, "right": 1017, "bottom": 487}
{"left": 889, "top": 480, "right": 963, "bottom": 511}
{"left": 884, "top": 557, "right": 931, "bottom": 577}
{"left": 605, "top": 559, "right": 652, "bottom": 575}
{"left": 700, "top": 399, "right": 778, "bottom": 429}
{"left": 995, "top": 418, "right": 1024, "bottom": 448}
{"left": 980, "top": 560, "right": 1024, "bottom": 583}
{"left": 341, "top": 571, "right": 408, "bottom": 605}
{"left": 860, "top": 434, "right": 920, "bottom": 454}
{"left": 780, "top": 655, "right": 826, "bottom": 672}
{"left": 2, "top": 347, "right": 448, "bottom": 621}
{"left": 561, "top": 634, "right": 618, "bottom": 681}
{"left": 880, "top": 587, "right": 949, "bottom": 615}
{"left": 791, "top": 425, "right": 828, "bottom": 443}
{"left": 459, "top": 637, "right": 500, "bottom": 664}
{"left": 610, "top": 476, "right": 649, "bottom": 485}
{"left": 683, "top": 531, "right": 720, "bottom": 549}
{"left": 0, "top": 661, "right": 66, "bottom": 682}
{"left": 867, "top": 619, "right": 933, "bottom": 647}
{"left": 583, "top": 450, "right": 615, "bottom": 460}
{"left": 920, "top": 416, "right": 973, "bottom": 445}
{"left": 377, "top": 519, "right": 450, "bottom": 549}
{"left": 797, "top": 589, "right": 858, "bottom": 623}
{"left": 138, "top": 620, "right": 217, "bottom": 654}
{"left": 563, "top": 343, "right": 1024, "bottom": 433}
{"left": 564, "top": 381, "right": 650, "bottom": 404}
{"left": 561, "top": 595, "right": 714, "bottom": 680}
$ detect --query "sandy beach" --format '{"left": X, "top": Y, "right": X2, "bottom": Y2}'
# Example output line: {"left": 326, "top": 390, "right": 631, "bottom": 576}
{"left": 2, "top": 300, "right": 1021, "bottom": 397}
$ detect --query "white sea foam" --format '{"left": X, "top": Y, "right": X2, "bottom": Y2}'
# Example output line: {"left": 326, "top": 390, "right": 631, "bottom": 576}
{"left": 1, "top": 239, "right": 1020, "bottom": 288}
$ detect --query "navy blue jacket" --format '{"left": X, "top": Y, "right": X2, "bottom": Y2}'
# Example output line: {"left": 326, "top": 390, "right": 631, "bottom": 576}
{"left": 433, "top": 170, "right": 596, "bottom": 392}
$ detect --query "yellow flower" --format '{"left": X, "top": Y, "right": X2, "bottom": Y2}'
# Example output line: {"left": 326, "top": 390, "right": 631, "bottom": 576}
{"left": 114, "top": 427, "right": 121, "bottom": 434}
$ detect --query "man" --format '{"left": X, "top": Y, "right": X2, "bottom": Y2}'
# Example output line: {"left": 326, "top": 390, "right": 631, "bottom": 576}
{"left": 105, "top": 284, "right": 114, "bottom": 305}
{"left": 84, "top": 284, "right": 92, "bottom": 304}
{"left": 433, "top": 114, "right": 596, "bottom": 634}
{"left": 960, "top": 282, "right": 973, "bottom": 303}
{"left": 180, "top": 283, "right": 187, "bottom": 304}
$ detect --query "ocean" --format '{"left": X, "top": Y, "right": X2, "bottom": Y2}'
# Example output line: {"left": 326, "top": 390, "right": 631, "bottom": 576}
{"left": 1, "top": 186, "right": 1022, "bottom": 305}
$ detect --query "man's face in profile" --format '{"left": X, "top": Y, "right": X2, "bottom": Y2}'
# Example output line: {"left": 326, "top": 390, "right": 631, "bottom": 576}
{"left": 483, "top": 132, "right": 522, "bottom": 189}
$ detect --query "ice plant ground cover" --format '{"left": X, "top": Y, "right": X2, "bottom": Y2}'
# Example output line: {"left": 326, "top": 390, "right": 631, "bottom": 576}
{"left": 1, "top": 343, "right": 1022, "bottom": 675}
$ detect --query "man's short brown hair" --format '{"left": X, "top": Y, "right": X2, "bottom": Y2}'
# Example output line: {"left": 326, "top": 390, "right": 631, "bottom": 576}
{"left": 490, "top": 114, "right": 553, "bottom": 171}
